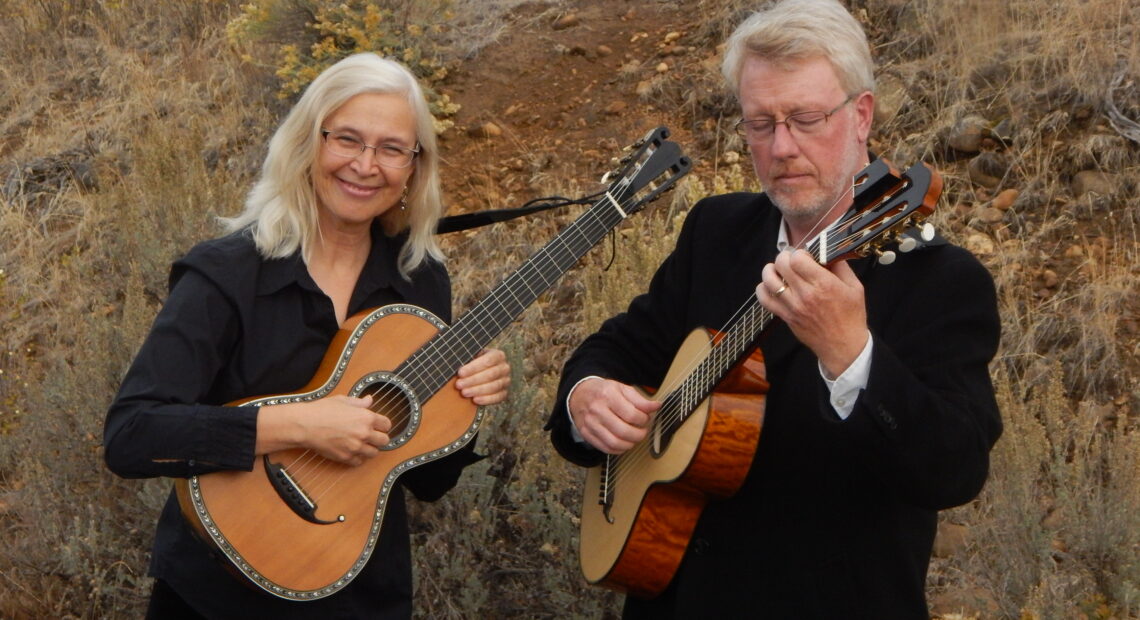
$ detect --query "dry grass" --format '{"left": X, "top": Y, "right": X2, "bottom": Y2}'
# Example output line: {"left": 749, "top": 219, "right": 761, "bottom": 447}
{"left": 1, "top": 0, "right": 1139, "bottom": 618}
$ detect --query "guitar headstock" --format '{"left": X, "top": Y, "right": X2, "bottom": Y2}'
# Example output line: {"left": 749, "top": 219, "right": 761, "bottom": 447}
{"left": 815, "top": 160, "right": 943, "bottom": 266}
{"left": 603, "top": 126, "right": 692, "bottom": 217}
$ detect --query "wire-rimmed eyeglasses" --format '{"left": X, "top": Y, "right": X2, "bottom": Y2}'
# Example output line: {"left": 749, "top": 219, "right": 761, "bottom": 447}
{"left": 320, "top": 129, "right": 420, "bottom": 169}
{"left": 734, "top": 94, "right": 855, "bottom": 144}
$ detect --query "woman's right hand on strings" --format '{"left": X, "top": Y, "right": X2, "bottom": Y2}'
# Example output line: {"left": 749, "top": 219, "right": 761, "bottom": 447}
{"left": 255, "top": 395, "right": 392, "bottom": 466}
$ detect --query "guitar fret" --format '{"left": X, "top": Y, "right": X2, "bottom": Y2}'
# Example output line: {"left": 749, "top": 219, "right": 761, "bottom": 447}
{"left": 402, "top": 193, "right": 643, "bottom": 395}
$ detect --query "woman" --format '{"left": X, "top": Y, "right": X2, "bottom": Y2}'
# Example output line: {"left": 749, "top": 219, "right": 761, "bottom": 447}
{"left": 104, "top": 53, "right": 510, "bottom": 618}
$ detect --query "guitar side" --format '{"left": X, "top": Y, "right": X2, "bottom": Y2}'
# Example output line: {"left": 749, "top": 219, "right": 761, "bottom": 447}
{"left": 579, "top": 327, "right": 765, "bottom": 598}
{"left": 175, "top": 304, "right": 480, "bottom": 598}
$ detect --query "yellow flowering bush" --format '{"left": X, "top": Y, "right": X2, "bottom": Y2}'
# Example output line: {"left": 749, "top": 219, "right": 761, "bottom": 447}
{"left": 227, "top": 0, "right": 459, "bottom": 128}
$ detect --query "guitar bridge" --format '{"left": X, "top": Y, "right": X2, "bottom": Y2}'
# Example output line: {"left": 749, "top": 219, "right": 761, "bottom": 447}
{"left": 599, "top": 455, "right": 615, "bottom": 523}
{"left": 264, "top": 456, "right": 344, "bottom": 525}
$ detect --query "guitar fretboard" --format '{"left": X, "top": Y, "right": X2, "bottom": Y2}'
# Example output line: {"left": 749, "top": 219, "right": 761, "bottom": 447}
{"left": 397, "top": 191, "right": 627, "bottom": 399}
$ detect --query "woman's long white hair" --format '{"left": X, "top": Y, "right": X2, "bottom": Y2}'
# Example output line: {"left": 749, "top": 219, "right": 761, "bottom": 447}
{"left": 224, "top": 53, "right": 444, "bottom": 278}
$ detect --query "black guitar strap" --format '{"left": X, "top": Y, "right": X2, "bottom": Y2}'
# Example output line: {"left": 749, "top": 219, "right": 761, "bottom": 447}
{"left": 435, "top": 194, "right": 599, "bottom": 234}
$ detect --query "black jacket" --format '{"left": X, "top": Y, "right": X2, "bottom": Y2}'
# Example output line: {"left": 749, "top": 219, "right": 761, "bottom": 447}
{"left": 547, "top": 192, "right": 1002, "bottom": 618}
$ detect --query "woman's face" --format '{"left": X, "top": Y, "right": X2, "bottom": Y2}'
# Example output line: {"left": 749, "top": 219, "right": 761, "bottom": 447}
{"left": 313, "top": 92, "right": 418, "bottom": 232}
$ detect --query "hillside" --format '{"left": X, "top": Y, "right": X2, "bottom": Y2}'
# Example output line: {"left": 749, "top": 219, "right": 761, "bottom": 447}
{"left": 0, "top": 0, "right": 1138, "bottom": 618}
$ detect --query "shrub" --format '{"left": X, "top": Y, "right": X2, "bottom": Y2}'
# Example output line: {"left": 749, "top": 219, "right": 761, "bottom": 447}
{"left": 227, "top": 0, "right": 462, "bottom": 130}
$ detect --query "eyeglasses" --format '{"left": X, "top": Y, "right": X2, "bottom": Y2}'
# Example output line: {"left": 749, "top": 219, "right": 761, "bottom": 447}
{"left": 320, "top": 129, "right": 420, "bottom": 169}
{"left": 733, "top": 94, "right": 855, "bottom": 144}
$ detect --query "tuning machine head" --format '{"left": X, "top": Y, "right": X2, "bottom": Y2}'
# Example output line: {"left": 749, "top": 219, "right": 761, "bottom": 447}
{"left": 896, "top": 221, "right": 936, "bottom": 254}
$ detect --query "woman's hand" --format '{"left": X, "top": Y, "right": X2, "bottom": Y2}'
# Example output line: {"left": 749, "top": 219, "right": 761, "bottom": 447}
{"left": 256, "top": 395, "right": 392, "bottom": 466}
{"left": 455, "top": 348, "right": 511, "bottom": 405}
{"left": 254, "top": 349, "right": 508, "bottom": 465}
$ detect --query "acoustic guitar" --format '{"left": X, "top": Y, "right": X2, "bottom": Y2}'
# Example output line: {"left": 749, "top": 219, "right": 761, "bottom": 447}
{"left": 578, "top": 159, "right": 942, "bottom": 598}
{"left": 174, "top": 126, "right": 691, "bottom": 600}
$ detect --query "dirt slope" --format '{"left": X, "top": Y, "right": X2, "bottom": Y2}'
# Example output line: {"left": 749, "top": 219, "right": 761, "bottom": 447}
{"left": 436, "top": 1, "right": 711, "bottom": 215}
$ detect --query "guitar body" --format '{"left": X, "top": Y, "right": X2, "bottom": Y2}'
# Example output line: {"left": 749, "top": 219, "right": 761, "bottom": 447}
{"left": 175, "top": 304, "right": 481, "bottom": 599}
{"left": 580, "top": 327, "right": 766, "bottom": 598}
{"left": 576, "top": 159, "right": 942, "bottom": 599}
{"left": 168, "top": 126, "right": 693, "bottom": 599}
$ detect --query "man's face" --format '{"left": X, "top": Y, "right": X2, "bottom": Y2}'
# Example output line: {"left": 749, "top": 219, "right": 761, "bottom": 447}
{"left": 737, "top": 55, "right": 873, "bottom": 237}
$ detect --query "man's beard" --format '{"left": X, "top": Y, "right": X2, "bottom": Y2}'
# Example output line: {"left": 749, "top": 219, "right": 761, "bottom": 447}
{"left": 764, "top": 138, "right": 866, "bottom": 233}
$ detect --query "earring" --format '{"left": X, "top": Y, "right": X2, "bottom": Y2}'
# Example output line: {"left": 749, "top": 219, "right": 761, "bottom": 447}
{"left": 399, "top": 186, "right": 408, "bottom": 211}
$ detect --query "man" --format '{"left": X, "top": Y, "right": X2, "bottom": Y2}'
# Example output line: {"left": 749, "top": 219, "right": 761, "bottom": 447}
{"left": 545, "top": 0, "right": 1002, "bottom": 617}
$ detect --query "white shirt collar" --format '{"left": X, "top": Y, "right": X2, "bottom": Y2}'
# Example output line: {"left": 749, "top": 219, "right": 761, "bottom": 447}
{"left": 777, "top": 217, "right": 790, "bottom": 252}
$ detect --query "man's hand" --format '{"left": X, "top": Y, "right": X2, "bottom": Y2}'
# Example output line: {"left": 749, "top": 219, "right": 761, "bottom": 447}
{"left": 569, "top": 377, "right": 661, "bottom": 454}
{"left": 757, "top": 249, "right": 869, "bottom": 378}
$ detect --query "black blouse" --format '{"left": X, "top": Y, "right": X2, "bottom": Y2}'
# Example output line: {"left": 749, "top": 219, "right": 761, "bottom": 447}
{"left": 104, "top": 223, "right": 479, "bottom": 618}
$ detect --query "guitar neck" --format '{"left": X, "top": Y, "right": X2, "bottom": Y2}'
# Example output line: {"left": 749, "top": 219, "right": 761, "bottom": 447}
{"left": 657, "top": 223, "right": 846, "bottom": 432}
{"left": 400, "top": 197, "right": 626, "bottom": 398}
{"left": 660, "top": 299, "right": 772, "bottom": 428}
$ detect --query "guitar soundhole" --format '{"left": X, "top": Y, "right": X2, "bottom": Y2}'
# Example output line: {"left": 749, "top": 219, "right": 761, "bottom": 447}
{"left": 355, "top": 373, "right": 420, "bottom": 450}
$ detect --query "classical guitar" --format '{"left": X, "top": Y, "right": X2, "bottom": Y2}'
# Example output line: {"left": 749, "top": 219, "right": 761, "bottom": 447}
{"left": 579, "top": 159, "right": 943, "bottom": 598}
{"left": 174, "top": 126, "right": 691, "bottom": 600}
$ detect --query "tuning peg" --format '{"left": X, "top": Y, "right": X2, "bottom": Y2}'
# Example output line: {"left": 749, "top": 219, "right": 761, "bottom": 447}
{"left": 876, "top": 248, "right": 897, "bottom": 265}
{"left": 919, "top": 222, "right": 935, "bottom": 241}
{"left": 897, "top": 235, "right": 918, "bottom": 253}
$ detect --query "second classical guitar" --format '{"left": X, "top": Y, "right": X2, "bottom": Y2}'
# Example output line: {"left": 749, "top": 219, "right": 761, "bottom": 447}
{"left": 579, "top": 159, "right": 943, "bottom": 598}
{"left": 174, "top": 127, "right": 691, "bottom": 600}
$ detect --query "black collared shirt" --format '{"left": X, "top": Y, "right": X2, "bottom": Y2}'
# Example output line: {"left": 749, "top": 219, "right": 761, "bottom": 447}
{"left": 104, "top": 223, "right": 478, "bottom": 618}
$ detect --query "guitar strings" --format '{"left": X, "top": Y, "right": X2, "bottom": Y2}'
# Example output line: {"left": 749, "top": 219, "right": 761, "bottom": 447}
{"left": 603, "top": 169, "right": 923, "bottom": 491}
{"left": 283, "top": 160, "right": 903, "bottom": 507}
{"left": 600, "top": 173, "right": 887, "bottom": 490}
{"left": 280, "top": 172, "right": 649, "bottom": 501}
{"left": 602, "top": 208, "right": 871, "bottom": 488}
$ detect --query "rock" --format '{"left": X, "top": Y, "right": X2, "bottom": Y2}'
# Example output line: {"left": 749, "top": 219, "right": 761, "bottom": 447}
{"left": 635, "top": 80, "right": 654, "bottom": 98}
{"left": 991, "top": 118, "right": 1014, "bottom": 145}
{"left": 933, "top": 521, "right": 969, "bottom": 558}
{"left": 2, "top": 149, "right": 100, "bottom": 203}
{"left": 929, "top": 586, "right": 1001, "bottom": 619}
{"left": 470, "top": 121, "right": 502, "bottom": 138}
{"left": 873, "top": 74, "right": 909, "bottom": 126}
{"left": 979, "top": 207, "right": 1005, "bottom": 224}
{"left": 663, "top": 31, "right": 682, "bottom": 44}
{"left": 597, "top": 137, "right": 620, "bottom": 152}
{"left": 1071, "top": 170, "right": 1117, "bottom": 197}
{"left": 948, "top": 115, "right": 990, "bottom": 153}
{"left": 656, "top": 62, "right": 670, "bottom": 73}
{"left": 552, "top": 13, "right": 579, "bottom": 30}
{"left": 967, "top": 152, "right": 1007, "bottom": 189}
{"left": 991, "top": 188, "right": 1019, "bottom": 211}
{"left": 603, "top": 101, "right": 627, "bottom": 115}
{"left": 1042, "top": 269, "right": 1059, "bottom": 288}
{"left": 965, "top": 232, "right": 995, "bottom": 256}
{"left": 596, "top": 44, "right": 613, "bottom": 57}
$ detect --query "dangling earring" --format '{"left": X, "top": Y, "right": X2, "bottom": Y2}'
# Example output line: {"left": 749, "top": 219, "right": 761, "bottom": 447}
{"left": 399, "top": 186, "right": 408, "bottom": 211}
